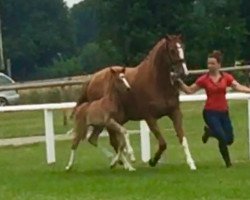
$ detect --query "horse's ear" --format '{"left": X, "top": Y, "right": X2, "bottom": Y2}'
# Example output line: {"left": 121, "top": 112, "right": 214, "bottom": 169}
{"left": 165, "top": 34, "right": 171, "bottom": 41}
{"left": 177, "top": 34, "right": 183, "bottom": 41}
{"left": 110, "top": 67, "right": 116, "bottom": 74}
{"left": 122, "top": 67, "right": 126, "bottom": 73}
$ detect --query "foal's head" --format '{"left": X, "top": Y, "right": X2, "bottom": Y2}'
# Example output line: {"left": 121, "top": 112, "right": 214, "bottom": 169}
{"left": 163, "top": 35, "right": 189, "bottom": 78}
{"left": 109, "top": 67, "right": 131, "bottom": 95}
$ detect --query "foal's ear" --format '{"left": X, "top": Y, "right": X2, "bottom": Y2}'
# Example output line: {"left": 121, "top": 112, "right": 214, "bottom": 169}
{"left": 121, "top": 67, "right": 126, "bottom": 73}
{"left": 110, "top": 67, "right": 116, "bottom": 74}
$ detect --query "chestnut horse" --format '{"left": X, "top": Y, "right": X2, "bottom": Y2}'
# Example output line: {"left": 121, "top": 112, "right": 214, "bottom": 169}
{"left": 66, "top": 67, "right": 135, "bottom": 171}
{"left": 74, "top": 35, "right": 196, "bottom": 170}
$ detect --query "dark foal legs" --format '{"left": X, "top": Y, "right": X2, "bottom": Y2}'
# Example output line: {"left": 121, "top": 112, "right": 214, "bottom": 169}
{"left": 88, "top": 126, "right": 103, "bottom": 146}
{"left": 146, "top": 118, "right": 167, "bottom": 167}
{"left": 106, "top": 127, "right": 120, "bottom": 153}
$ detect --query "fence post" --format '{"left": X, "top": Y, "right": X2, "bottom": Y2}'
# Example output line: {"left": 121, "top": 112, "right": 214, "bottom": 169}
{"left": 44, "top": 109, "right": 56, "bottom": 164}
{"left": 248, "top": 99, "right": 250, "bottom": 160}
{"left": 140, "top": 120, "right": 151, "bottom": 162}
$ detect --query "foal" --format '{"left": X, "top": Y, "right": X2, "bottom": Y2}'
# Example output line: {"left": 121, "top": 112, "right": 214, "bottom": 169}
{"left": 65, "top": 67, "right": 135, "bottom": 171}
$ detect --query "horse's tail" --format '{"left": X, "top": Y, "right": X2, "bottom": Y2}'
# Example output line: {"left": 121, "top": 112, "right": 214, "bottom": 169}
{"left": 70, "top": 79, "right": 91, "bottom": 119}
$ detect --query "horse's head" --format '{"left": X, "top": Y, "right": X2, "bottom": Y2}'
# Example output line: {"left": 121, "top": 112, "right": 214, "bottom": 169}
{"left": 164, "top": 35, "right": 189, "bottom": 78}
{"left": 109, "top": 67, "right": 131, "bottom": 93}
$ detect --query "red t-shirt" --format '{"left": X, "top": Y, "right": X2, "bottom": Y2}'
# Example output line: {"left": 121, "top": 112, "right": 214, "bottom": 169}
{"left": 195, "top": 72, "right": 234, "bottom": 111}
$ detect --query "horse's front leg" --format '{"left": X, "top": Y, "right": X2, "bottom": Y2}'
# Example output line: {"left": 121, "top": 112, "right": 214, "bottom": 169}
{"left": 107, "top": 119, "right": 135, "bottom": 171}
{"left": 169, "top": 108, "right": 197, "bottom": 170}
{"left": 106, "top": 127, "right": 136, "bottom": 163}
{"left": 146, "top": 118, "right": 167, "bottom": 167}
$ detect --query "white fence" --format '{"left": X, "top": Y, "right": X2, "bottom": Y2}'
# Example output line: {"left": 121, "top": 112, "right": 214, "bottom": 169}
{"left": 0, "top": 92, "right": 250, "bottom": 164}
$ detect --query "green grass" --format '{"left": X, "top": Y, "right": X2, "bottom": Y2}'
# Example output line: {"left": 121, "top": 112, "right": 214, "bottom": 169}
{"left": 0, "top": 110, "right": 74, "bottom": 138}
{"left": 0, "top": 101, "right": 250, "bottom": 199}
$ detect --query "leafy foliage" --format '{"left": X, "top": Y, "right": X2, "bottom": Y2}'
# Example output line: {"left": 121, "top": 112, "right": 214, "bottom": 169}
{"left": 0, "top": 0, "right": 249, "bottom": 79}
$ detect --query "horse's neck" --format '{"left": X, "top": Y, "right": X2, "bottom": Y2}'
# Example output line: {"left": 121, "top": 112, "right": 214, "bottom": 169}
{"left": 106, "top": 89, "right": 122, "bottom": 108}
{"left": 138, "top": 46, "right": 172, "bottom": 87}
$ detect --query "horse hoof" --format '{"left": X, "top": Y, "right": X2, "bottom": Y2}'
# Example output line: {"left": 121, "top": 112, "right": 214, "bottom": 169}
{"left": 128, "top": 167, "right": 136, "bottom": 172}
{"left": 130, "top": 156, "right": 136, "bottom": 163}
{"left": 110, "top": 161, "right": 117, "bottom": 169}
{"left": 88, "top": 138, "right": 98, "bottom": 147}
{"left": 65, "top": 165, "right": 72, "bottom": 171}
{"left": 148, "top": 159, "right": 156, "bottom": 167}
{"left": 110, "top": 164, "right": 116, "bottom": 169}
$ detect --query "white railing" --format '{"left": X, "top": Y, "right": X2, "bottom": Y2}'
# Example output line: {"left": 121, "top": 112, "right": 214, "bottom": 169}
{"left": 0, "top": 102, "right": 76, "bottom": 164}
{"left": 0, "top": 92, "right": 250, "bottom": 164}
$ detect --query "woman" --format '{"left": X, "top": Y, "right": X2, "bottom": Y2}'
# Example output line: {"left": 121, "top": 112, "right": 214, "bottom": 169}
{"left": 178, "top": 50, "right": 250, "bottom": 167}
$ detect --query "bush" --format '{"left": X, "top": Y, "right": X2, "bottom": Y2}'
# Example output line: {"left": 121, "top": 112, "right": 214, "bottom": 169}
{"left": 35, "top": 56, "right": 83, "bottom": 79}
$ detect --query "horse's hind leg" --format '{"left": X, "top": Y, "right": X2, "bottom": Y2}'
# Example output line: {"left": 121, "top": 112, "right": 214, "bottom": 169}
{"left": 146, "top": 118, "right": 166, "bottom": 167}
{"left": 88, "top": 126, "right": 103, "bottom": 147}
{"left": 65, "top": 120, "right": 88, "bottom": 171}
{"left": 169, "top": 108, "right": 196, "bottom": 170}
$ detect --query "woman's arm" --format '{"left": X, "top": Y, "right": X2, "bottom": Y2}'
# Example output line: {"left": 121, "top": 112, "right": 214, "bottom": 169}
{"left": 177, "top": 79, "right": 201, "bottom": 94}
{"left": 231, "top": 80, "right": 250, "bottom": 93}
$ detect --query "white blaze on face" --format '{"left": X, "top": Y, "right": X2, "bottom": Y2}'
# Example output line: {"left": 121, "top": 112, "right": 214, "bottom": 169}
{"left": 119, "top": 73, "right": 131, "bottom": 89}
{"left": 176, "top": 42, "right": 189, "bottom": 75}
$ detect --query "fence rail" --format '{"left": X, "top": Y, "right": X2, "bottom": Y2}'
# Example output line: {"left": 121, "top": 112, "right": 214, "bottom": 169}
{"left": 0, "top": 75, "right": 91, "bottom": 91}
{"left": 1, "top": 92, "right": 250, "bottom": 164}
{"left": 0, "top": 65, "right": 250, "bottom": 91}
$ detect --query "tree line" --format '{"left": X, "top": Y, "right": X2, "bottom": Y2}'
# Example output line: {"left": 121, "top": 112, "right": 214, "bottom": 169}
{"left": 0, "top": 0, "right": 249, "bottom": 80}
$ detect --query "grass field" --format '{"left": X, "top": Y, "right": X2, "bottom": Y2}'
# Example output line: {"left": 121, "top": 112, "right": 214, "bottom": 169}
{"left": 0, "top": 101, "right": 250, "bottom": 199}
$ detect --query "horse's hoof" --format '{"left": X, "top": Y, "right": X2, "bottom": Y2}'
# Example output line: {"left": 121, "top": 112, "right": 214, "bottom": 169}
{"left": 130, "top": 156, "right": 136, "bottom": 163}
{"left": 65, "top": 165, "right": 72, "bottom": 171}
{"left": 128, "top": 167, "right": 136, "bottom": 172}
{"left": 88, "top": 138, "right": 98, "bottom": 147}
{"left": 110, "top": 164, "right": 116, "bottom": 169}
{"left": 148, "top": 158, "right": 157, "bottom": 167}
{"left": 110, "top": 161, "right": 117, "bottom": 169}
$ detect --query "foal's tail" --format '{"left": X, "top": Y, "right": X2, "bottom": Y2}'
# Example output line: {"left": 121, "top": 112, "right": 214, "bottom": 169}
{"left": 70, "top": 80, "right": 90, "bottom": 119}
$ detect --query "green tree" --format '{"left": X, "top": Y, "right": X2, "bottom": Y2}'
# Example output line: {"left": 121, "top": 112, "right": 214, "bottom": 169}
{"left": 70, "top": 0, "right": 99, "bottom": 49}
{"left": 240, "top": 0, "right": 250, "bottom": 62}
{"left": 79, "top": 40, "right": 123, "bottom": 73}
{"left": 179, "top": 0, "right": 246, "bottom": 67}
{"left": 0, "top": 0, "right": 75, "bottom": 80}
{"left": 98, "top": 0, "right": 193, "bottom": 65}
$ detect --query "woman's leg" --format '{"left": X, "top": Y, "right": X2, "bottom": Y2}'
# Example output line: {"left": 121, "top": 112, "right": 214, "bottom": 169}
{"left": 220, "top": 111, "right": 234, "bottom": 145}
{"left": 203, "top": 110, "right": 232, "bottom": 167}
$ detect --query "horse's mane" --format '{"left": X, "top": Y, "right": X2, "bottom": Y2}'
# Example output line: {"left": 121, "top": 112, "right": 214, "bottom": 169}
{"left": 138, "top": 38, "right": 166, "bottom": 66}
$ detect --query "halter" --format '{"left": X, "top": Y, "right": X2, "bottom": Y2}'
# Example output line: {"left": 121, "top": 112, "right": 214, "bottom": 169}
{"left": 167, "top": 42, "right": 189, "bottom": 76}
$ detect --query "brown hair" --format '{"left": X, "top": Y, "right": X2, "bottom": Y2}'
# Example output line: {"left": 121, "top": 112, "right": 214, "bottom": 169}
{"left": 208, "top": 50, "right": 223, "bottom": 64}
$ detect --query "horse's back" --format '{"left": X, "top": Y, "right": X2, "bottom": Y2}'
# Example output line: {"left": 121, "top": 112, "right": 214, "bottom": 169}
{"left": 87, "top": 66, "right": 124, "bottom": 101}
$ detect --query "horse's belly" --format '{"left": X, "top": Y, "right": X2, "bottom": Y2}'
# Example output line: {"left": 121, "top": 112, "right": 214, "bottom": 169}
{"left": 124, "top": 97, "right": 179, "bottom": 120}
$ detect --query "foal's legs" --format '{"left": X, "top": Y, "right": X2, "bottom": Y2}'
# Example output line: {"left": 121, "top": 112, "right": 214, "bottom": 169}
{"left": 146, "top": 118, "right": 167, "bottom": 167}
{"left": 107, "top": 119, "right": 135, "bottom": 171}
{"left": 106, "top": 126, "right": 136, "bottom": 163}
{"left": 65, "top": 120, "right": 88, "bottom": 171}
{"left": 88, "top": 126, "right": 103, "bottom": 146}
{"left": 169, "top": 108, "right": 196, "bottom": 170}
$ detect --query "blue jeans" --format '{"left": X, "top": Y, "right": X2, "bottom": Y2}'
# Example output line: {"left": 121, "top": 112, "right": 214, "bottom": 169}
{"left": 203, "top": 109, "right": 234, "bottom": 145}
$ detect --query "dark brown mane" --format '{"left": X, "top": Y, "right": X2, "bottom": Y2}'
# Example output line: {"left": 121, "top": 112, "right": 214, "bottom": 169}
{"left": 138, "top": 38, "right": 166, "bottom": 66}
